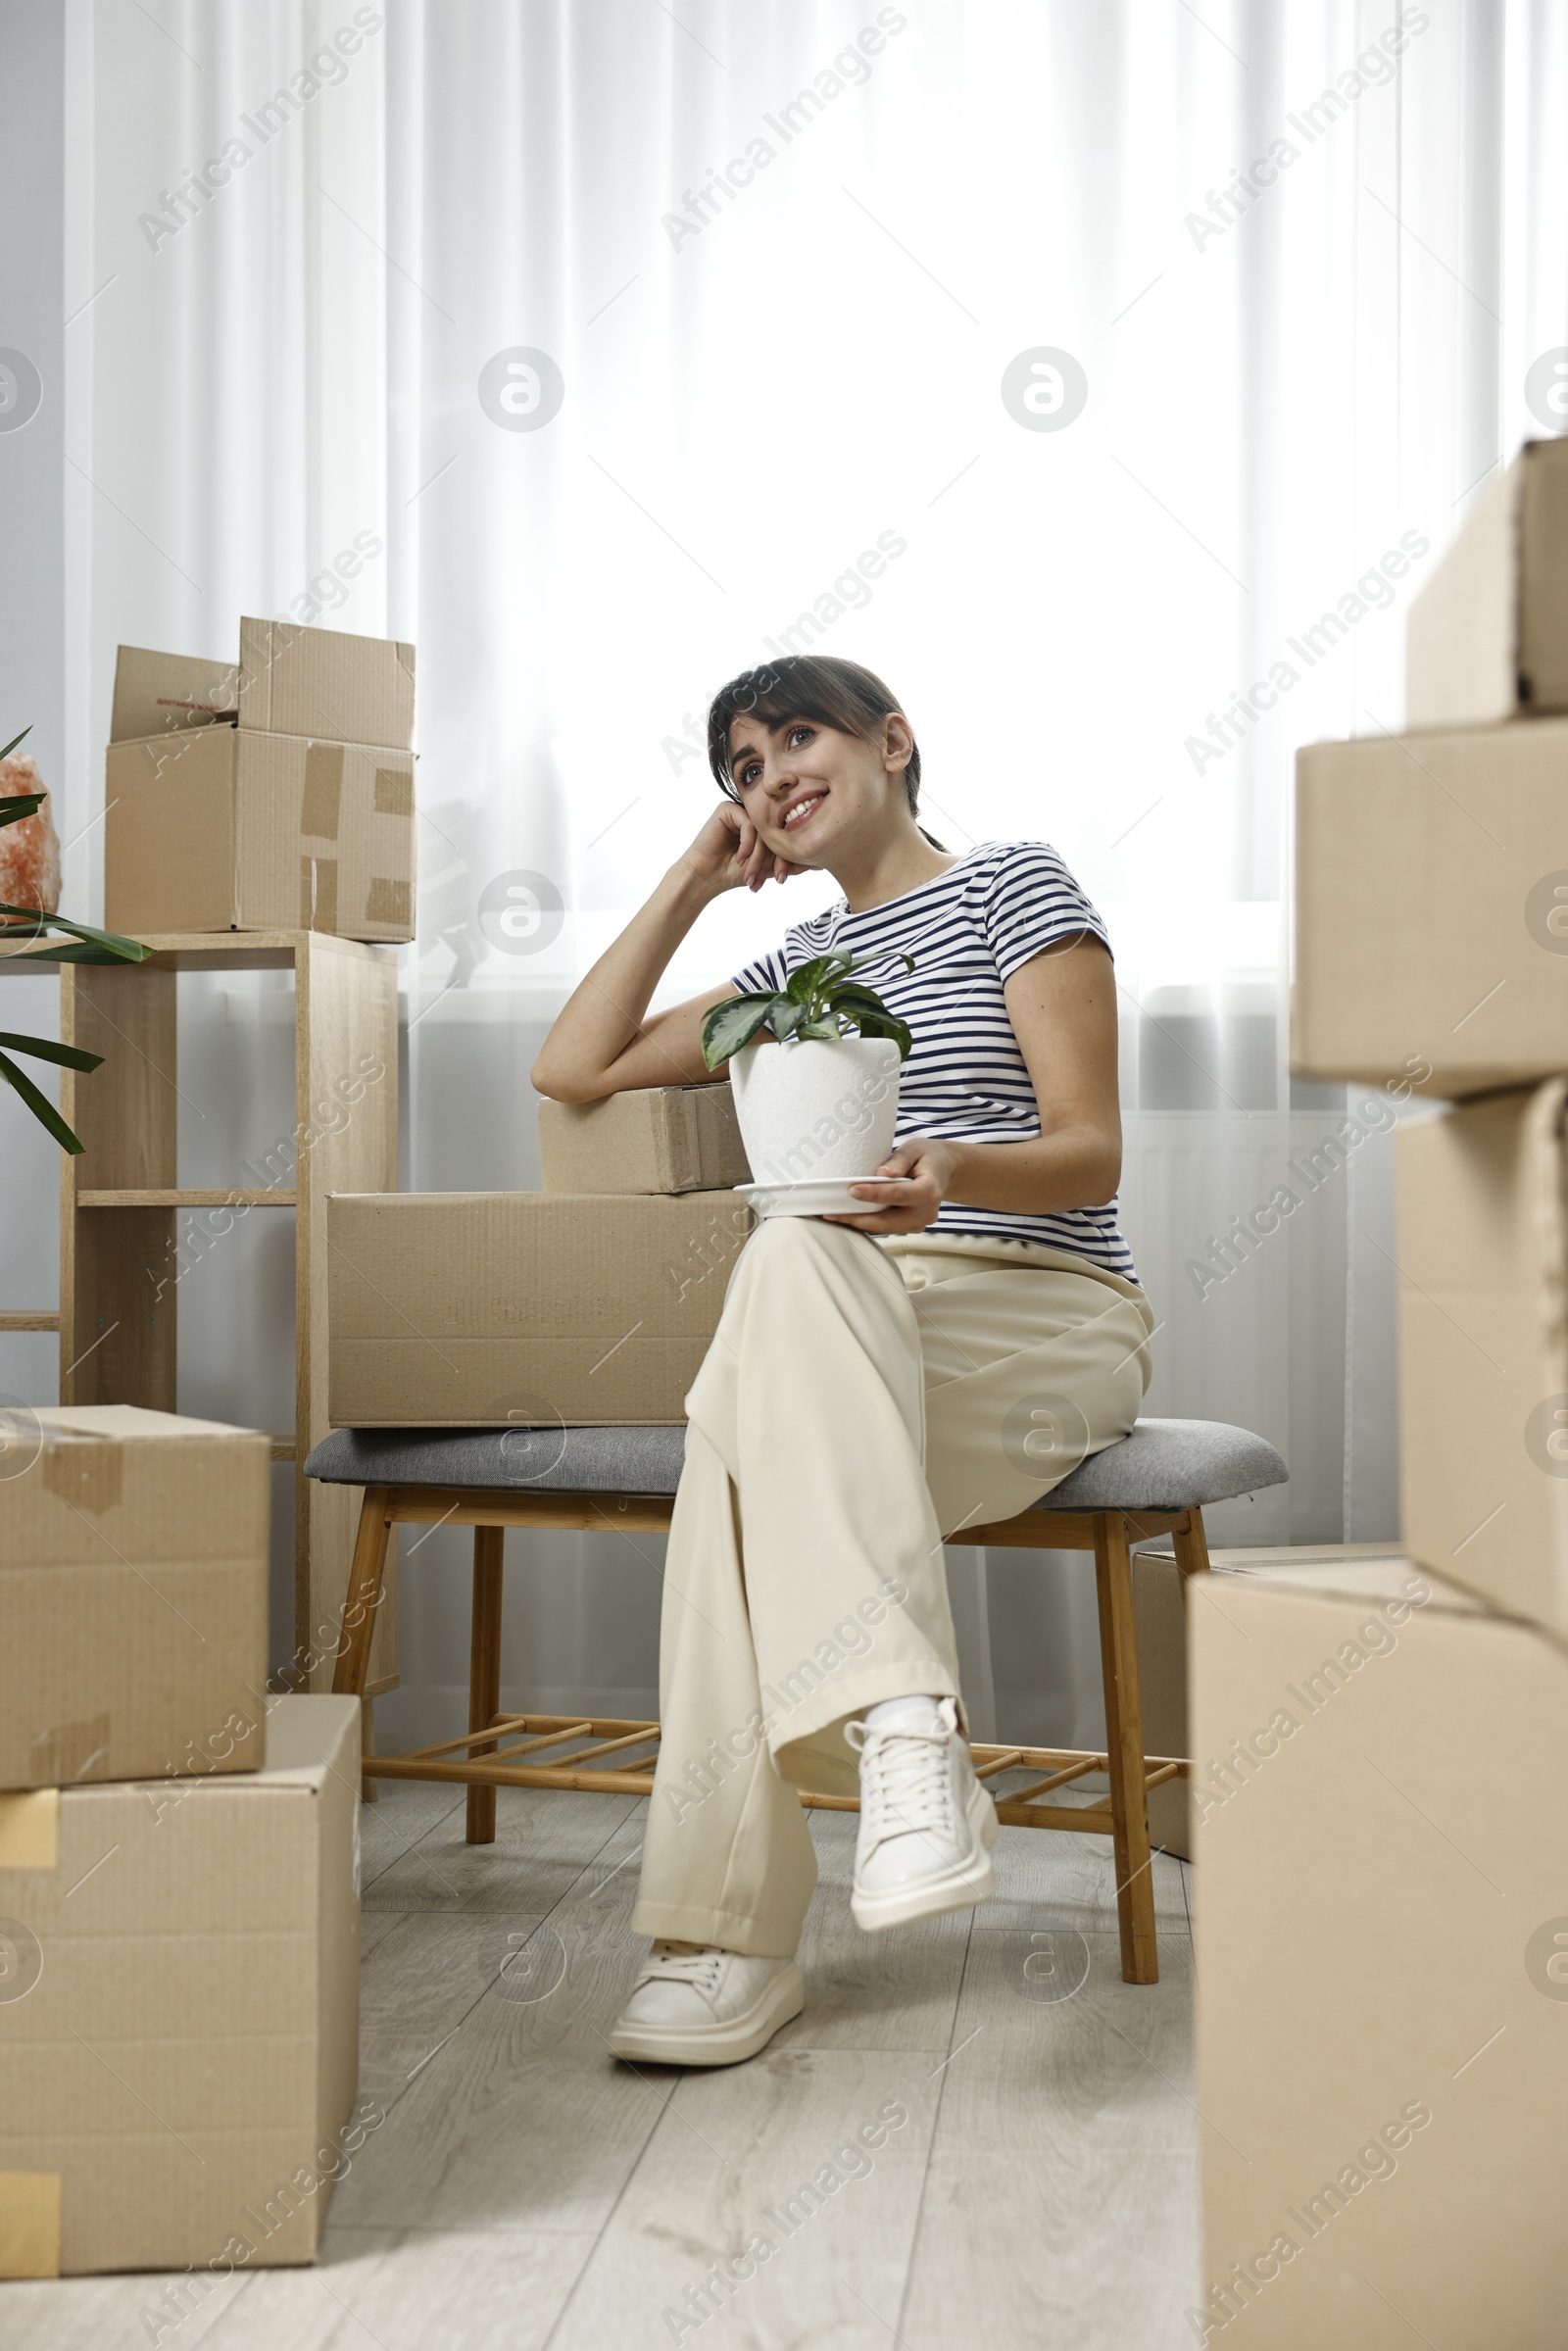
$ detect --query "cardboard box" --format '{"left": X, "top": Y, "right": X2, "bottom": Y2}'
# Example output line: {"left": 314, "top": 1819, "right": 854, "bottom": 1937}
{"left": 0, "top": 1406, "right": 270, "bottom": 1790}
{"left": 112, "top": 616, "right": 415, "bottom": 752}
{"left": 1292, "top": 718, "right": 1568, "bottom": 1092}
{"left": 0, "top": 1694, "right": 364, "bottom": 2278}
{"left": 105, "top": 724, "right": 416, "bottom": 942}
{"left": 1133, "top": 1544, "right": 1405, "bottom": 1862}
{"left": 326, "top": 1190, "right": 755, "bottom": 1426}
{"left": 1190, "top": 1558, "right": 1568, "bottom": 2346}
{"left": 538, "top": 1084, "right": 752, "bottom": 1195}
{"left": 1395, "top": 1078, "right": 1568, "bottom": 1633}
{"left": 1406, "top": 438, "right": 1568, "bottom": 727}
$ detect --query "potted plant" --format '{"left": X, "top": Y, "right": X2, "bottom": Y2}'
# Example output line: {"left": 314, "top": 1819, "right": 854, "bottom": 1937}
{"left": 701, "top": 952, "right": 914, "bottom": 1187}
{"left": 0, "top": 726, "right": 153, "bottom": 1153}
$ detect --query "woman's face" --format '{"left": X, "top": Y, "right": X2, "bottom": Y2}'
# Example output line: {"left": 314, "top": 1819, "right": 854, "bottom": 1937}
{"left": 724, "top": 711, "right": 909, "bottom": 867}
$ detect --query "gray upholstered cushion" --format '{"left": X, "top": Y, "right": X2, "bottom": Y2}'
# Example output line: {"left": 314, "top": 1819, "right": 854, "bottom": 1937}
{"left": 1044, "top": 1418, "right": 1287, "bottom": 1511}
{"left": 304, "top": 1415, "right": 1286, "bottom": 1512}
{"left": 303, "top": 1424, "right": 689, "bottom": 1496}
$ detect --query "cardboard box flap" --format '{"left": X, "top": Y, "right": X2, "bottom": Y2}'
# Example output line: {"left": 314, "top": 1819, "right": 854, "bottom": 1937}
{"left": 1405, "top": 438, "right": 1568, "bottom": 725}
{"left": 33, "top": 1405, "right": 267, "bottom": 1444}
{"left": 110, "top": 644, "right": 240, "bottom": 744}
{"left": 252, "top": 1694, "right": 360, "bottom": 1788}
{"left": 238, "top": 615, "right": 415, "bottom": 750}
{"left": 1224, "top": 1558, "right": 1488, "bottom": 1614}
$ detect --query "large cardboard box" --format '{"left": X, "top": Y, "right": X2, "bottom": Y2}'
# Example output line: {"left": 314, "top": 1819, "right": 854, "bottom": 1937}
{"left": 1395, "top": 1078, "right": 1568, "bottom": 1634}
{"left": 1405, "top": 438, "right": 1568, "bottom": 728}
{"left": 1292, "top": 718, "right": 1568, "bottom": 1093}
{"left": 0, "top": 1406, "right": 269, "bottom": 1790}
{"left": 105, "top": 724, "right": 416, "bottom": 943}
{"left": 0, "top": 1695, "right": 364, "bottom": 2278}
{"left": 327, "top": 1191, "right": 756, "bottom": 1426}
{"left": 538, "top": 1084, "right": 752, "bottom": 1195}
{"left": 1133, "top": 1543, "right": 1405, "bottom": 1862}
{"left": 1190, "top": 1558, "right": 1568, "bottom": 2346}
{"left": 111, "top": 616, "right": 415, "bottom": 752}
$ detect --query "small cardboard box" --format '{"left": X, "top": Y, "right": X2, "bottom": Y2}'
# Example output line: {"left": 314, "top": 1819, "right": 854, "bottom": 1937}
{"left": 1292, "top": 717, "right": 1568, "bottom": 1093}
{"left": 1406, "top": 438, "right": 1568, "bottom": 727}
{"left": 0, "top": 1406, "right": 270, "bottom": 1790}
{"left": 105, "top": 724, "right": 416, "bottom": 942}
{"left": 0, "top": 1694, "right": 364, "bottom": 2278}
{"left": 538, "top": 1085, "right": 752, "bottom": 1195}
{"left": 1190, "top": 1558, "right": 1568, "bottom": 2347}
{"left": 1395, "top": 1078, "right": 1568, "bottom": 1634}
{"left": 111, "top": 616, "right": 415, "bottom": 752}
{"left": 1132, "top": 1543, "right": 1406, "bottom": 1862}
{"left": 327, "top": 1191, "right": 756, "bottom": 1426}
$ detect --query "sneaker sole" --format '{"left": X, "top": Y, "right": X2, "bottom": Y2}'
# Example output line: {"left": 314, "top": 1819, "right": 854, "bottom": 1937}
{"left": 608, "top": 1962, "right": 807, "bottom": 2068}
{"left": 851, "top": 1781, "right": 1000, "bottom": 1935}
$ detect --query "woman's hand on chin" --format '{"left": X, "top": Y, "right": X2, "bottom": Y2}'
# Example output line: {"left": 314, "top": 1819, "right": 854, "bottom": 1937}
{"left": 824, "top": 1137, "right": 957, "bottom": 1234}
{"left": 678, "top": 802, "right": 808, "bottom": 898}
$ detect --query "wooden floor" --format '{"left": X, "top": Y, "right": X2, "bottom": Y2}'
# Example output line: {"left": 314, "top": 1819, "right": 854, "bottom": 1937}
{"left": 11, "top": 1779, "right": 1200, "bottom": 2349}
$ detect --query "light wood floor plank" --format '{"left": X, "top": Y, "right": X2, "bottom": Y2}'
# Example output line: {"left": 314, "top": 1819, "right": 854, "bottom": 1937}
{"left": 898, "top": 2147, "right": 1200, "bottom": 2350}
{"left": 358, "top": 1779, "right": 466, "bottom": 1891}
{"left": 932, "top": 1930, "right": 1198, "bottom": 2159}
{"left": 551, "top": 2049, "right": 944, "bottom": 2351}
{"left": 200, "top": 2225, "right": 597, "bottom": 2351}
{"left": 364, "top": 1788, "right": 636, "bottom": 1913}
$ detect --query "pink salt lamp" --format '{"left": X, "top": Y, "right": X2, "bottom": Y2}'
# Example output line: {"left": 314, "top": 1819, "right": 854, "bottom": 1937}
{"left": 0, "top": 751, "right": 62, "bottom": 925}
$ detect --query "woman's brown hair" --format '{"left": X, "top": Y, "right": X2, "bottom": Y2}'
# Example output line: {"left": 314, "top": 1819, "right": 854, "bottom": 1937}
{"left": 707, "top": 655, "right": 944, "bottom": 848}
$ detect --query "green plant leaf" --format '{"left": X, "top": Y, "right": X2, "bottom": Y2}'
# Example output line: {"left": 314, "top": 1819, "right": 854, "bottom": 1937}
{"left": 768, "top": 997, "right": 808, "bottom": 1041}
{"left": 0, "top": 907, "right": 153, "bottom": 961}
{"left": 0, "top": 1032, "right": 104, "bottom": 1073}
{"left": 783, "top": 953, "right": 853, "bottom": 1006}
{"left": 0, "top": 794, "right": 44, "bottom": 832}
{"left": 701, "top": 993, "right": 782, "bottom": 1070}
{"left": 0, "top": 726, "right": 32, "bottom": 763}
{"left": 0, "top": 1047, "right": 86, "bottom": 1152}
{"left": 849, "top": 1007, "right": 914, "bottom": 1061}
{"left": 796, "top": 1016, "right": 843, "bottom": 1043}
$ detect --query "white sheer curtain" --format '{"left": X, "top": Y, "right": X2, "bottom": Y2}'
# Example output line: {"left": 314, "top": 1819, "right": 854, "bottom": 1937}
{"left": 8, "top": 0, "right": 1562, "bottom": 1745}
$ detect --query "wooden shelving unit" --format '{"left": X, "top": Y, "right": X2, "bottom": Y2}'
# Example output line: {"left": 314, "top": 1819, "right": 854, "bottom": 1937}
{"left": 1, "top": 927, "right": 400, "bottom": 1695}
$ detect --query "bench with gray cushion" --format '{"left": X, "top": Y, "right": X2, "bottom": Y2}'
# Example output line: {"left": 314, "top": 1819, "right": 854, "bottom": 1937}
{"left": 308, "top": 1416, "right": 1286, "bottom": 1985}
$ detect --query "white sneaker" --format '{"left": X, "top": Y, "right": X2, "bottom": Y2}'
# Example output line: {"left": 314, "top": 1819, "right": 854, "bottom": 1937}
{"left": 608, "top": 1941, "right": 805, "bottom": 2067}
{"left": 848, "top": 1695, "right": 999, "bottom": 1933}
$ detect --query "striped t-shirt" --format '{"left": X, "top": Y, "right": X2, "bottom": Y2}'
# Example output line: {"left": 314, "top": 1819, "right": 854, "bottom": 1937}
{"left": 729, "top": 840, "right": 1137, "bottom": 1277}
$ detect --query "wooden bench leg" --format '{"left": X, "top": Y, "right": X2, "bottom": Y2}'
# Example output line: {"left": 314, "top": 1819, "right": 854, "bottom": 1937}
{"left": 466, "top": 1526, "right": 505, "bottom": 1845}
{"left": 1095, "top": 1510, "right": 1158, "bottom": 1984}
{"left": 1171, "top": 1507, "right": 1212, "bottom": 1592}
{"left": 331, "top": 1487, "right": 393, "bottom": 1701}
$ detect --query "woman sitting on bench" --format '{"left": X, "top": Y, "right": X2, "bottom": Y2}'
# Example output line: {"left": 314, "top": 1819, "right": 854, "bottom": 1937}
{"left": 532, "top": 653, "right": 1153, "bottom": 2067}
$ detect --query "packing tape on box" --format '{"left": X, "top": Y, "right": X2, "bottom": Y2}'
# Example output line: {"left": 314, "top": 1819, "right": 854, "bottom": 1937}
{"left": 301, "top": 742, "right": 344, "bottom": 839}
{"left": 365, "top": 876, "right": 411, "bottom": 927}
{"left": 0, "top": 2175, "right": 61, "bottom": 2280}
{"left": 301, "top": 855, "right": 339, "bottom": 932}
{"left": 40, "top": 1434, "right": 122, "bottom": 1515}
{"left": 28, "top": 1713, "right": 111, "bottom": 1788}
{"left": 0, "top": 1790, "right": 59, "bottom": 1869}
{"left": 373, "top": 764, "right": 413, "bottom": 816}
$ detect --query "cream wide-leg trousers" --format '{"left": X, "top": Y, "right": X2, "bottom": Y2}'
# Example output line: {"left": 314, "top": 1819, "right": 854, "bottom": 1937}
{"left": 629, "top": 1216, "right": 1155, "bottom": 1958}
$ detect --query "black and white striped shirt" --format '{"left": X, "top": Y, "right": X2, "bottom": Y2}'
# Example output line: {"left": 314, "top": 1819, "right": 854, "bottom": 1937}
{"left": 730, "top": 840, "right": 1136, "bottom": 1277}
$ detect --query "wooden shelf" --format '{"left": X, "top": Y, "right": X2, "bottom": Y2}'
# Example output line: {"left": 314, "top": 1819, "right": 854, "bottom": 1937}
{"left": 0, "top": 928, "right": 393, "bottom": 974}
{"left": 45, "top": 928, "right": 401, "bottom": 1698}
{"left": 77, "top": 1189, "right": 297, "bottom": 1208}
{"left": 0, "top": 1309, "right": 59, "bottom": 1332}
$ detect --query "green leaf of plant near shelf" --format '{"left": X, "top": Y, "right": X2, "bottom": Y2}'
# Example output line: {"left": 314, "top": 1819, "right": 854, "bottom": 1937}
{"left": 0, "top": 723, "right": 154, "bottom": 1152}
{"left": 701, "top": 951, "right": 916, "bottom": 1071}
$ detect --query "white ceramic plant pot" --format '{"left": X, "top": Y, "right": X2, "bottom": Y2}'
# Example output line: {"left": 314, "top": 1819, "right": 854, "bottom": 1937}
{"left": 730, "top": 1034, "right": 903, "bottom": 1186}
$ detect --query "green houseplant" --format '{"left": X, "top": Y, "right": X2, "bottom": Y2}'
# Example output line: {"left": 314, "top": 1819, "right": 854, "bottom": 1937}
{"left": 700, "top": 951, "right": 914, "bottom": 1069}
{"left": 702, "top": 953, "right": 916, "bottom": 1190}
{"left": 0, "top": 726, "right": 153, "bottom": 1153}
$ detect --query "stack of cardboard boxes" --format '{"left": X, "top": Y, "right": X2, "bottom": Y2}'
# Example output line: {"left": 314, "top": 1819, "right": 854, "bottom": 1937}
{"left": 105, "top": 615, "right": 416, "bottom": 943}
{"left": 1188, "top": 440, "right": 1568, "bottom": 2345}
{"left": 0, "top": 1407, "right": 362, "bottom": 2280}
{"left": 326, "top": 1084, "right": 755, "bottom": 1426}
